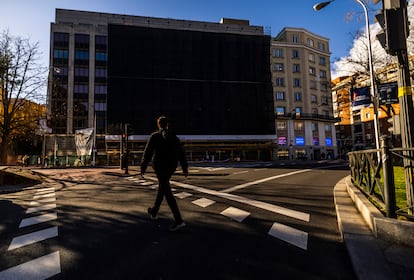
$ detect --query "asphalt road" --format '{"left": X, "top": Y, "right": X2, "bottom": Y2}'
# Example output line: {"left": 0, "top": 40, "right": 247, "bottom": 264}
{"left": 0, "top": 162, "right": 357, "bottom": 279}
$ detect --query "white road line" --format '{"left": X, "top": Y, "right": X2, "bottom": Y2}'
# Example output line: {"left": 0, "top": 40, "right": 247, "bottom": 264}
{"left": 221, "top": 206, "right": 250, "bottom": 222}
{"left": 233, "top": 170, "right": 249, "bottom": 175}
{"left": 145, "top": 176, "right": 310, "bottom": 222}
{"left": 221, "top": 169, "right": 312, "bottom": 193}
{"left": 268, "top": 222, "right": 308, "bottom": 250}
{"left": 33, "top": 192, "right": 55, "bottom": 200}
{"left": 0, "top": 251, "right": 61, "bottom": 280}
{"left": 30, "top": 197, "right": 56, "bottom": 205}
{"left": 174, "top": 192, "right": 193, "bottom": 199}
{"left": 8, "top": 227, "right": 58, "bottom": 251}
{"left": 35, "top": 187, "right": 55, "bottom": 194}
{"left": 19, "top": 213, "right": 57, "bottom": 228}
{"left": 26, "top": 204, "right": 57, "bottom": 214}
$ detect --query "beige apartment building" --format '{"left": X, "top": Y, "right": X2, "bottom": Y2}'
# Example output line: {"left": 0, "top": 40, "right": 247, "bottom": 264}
{"left": 271, "top": 28, "right": 337, "bottom": 160}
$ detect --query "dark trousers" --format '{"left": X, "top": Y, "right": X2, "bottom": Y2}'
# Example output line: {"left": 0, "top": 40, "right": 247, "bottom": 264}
{"left": 151, "top": 173, "right": 183, "bottom": 223}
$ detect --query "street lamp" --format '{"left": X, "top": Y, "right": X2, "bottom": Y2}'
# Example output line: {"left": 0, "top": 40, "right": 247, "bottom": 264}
{"left": 313, "top": 0, "right": 380, "bottom": 152}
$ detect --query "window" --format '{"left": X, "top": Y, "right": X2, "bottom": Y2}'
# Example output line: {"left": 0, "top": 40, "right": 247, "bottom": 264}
{"left": 74, "top": 84, "right": 88, "bottom": 93}
{"left": 320, "top": 70, "right": 327, "bottom": 78}
{"left": 53, "top": 49, "right": 68, "bottom": 59}
{"left": 275, "top": 78, "right": 285, "bottom": 87}
{"left": 75, "top": 50, "right": 89, "bottom": 60}
{"left": 308, "top": 38, "right": 314, "bottom": 47}
{"left": 325, "top": 124, "right": 332, "bottom": 131}
{"left": 292, "top": 35, "right": 299, "bottom": 43}
{"left": 310, "top": 80, "right": 317, "bottom": 89}
{"left": 319, "top": 56, "right": 326, "bottom": 65}
{"left": 95, "top": 85, "right": 107, "bottom": 94}
{"left": 294, "top": 121, "right": 304, "bottom": 130}
{"left": 320, "top": 83, "right": 328, "bottom": 91}
{"left": 318, "top": 42, "right": 325, "bottom": 51}
{"left": 292, "top": 50, "right": 300, "bottom": 58}
{"left": 95, "top": 52, "right": 107, "bottom": 61}
{"left": 293, "top": 64, "right": 300, "bottom": 73}
{"left": 95, "top": 103, "right": 107, "bottom": 112}
{"left": 294, "top": 78, "right": 301, "bottom": 87}
{"left": 295, "top": 92, "right": 302, "bottom": 101}
{"left": 309, "top": 67, "right": 316, "bottom": 75}
{"left": 95, "top": 68, "right": 107, "bottom": 78}
{"left": 321, "top": 96, "right": 328, "bottom": 105}
{"left": 74, "top": 67, "right": 88, "bottom": 77}
{"left": 273, "top": 48, "right": 283, "bottom": 57}
{"left": 276, "top": 91, "right": 285, "bottom": 101}
{"left": 309, "top": 53, "right": 315, "bottom": 62}
{"left": 312, "top": 122, "right": 318, "bottom": 131}
{"left": 311, "top": 95, "right": 318, "bottom": 103}
{"left": 274, "top": 63, "right": 284, "bottom": 72}
{"left": 276, "top": 107, "right": 285, "bottom": 116}
{"left": 277, "top": 121, "right": 287, "bottom": 129}
{"left": 312, "top": 108, "right": 318, "bottom": 116}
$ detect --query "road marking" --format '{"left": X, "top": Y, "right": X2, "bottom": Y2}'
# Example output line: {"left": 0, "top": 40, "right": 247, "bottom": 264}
{"left": 26, "top": 204, "right": 57, "bottom": 214}
{"left": 268, "top": 222, "right": 308, "bottom": 250}
{"left": 145, "top": 177, "right": 310, "bottom": 222}
{"left": 33, "top": 192, "right": 55, "bottom": 200}
{"left": 8, "top": 227, "right": 58, "bottom": 251}
{"left": 221, "top": 207, "right": 250, "bottom": 222}
{"left": 19, "top": 213, "right": 57, "bottom": 228}
{"left": 30, "top": 197, "right": 56, "bottom": 205}
{"left": 233, "top": 170, "right": 249, "bottom": 175}
{"left": 35, "top": 187, "right": 55, "bottom": 193}
{"left": 220, "top": 169, "right": 312, "bottom": 193}
{"left": 174, "top": 192, "right": 192, "bottom": 199}
{"left": 192, "top": 198, "right": 216, "bottom": 208}
{"left": 0, "top": 251, "right": 61, "bottom": 280}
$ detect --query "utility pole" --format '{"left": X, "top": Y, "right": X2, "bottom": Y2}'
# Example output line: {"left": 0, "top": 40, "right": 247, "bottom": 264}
{"left": 377, "top": 0, "right": 414, "bottom": 214}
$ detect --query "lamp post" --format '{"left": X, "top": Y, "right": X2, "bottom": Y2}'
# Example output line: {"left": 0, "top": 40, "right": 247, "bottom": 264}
{"left": 314, "top": 0, "right": 381, "bottom": 152}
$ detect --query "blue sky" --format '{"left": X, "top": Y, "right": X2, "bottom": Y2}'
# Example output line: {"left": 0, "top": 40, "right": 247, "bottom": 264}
{"left": 0, "top": 0, "right": 381, "bottom": 72}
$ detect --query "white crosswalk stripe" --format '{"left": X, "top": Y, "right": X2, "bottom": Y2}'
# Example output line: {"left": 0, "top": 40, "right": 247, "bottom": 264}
{"left": 0, "top": 186, "right": 61, "bottom": 279}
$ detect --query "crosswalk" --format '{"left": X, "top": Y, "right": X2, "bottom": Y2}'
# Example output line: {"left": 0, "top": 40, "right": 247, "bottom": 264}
{"left": 0, "top": 187, "right": 61, "bottom": 280}
{"left": 125, "top": 175, "right": 310, "bottom": 250}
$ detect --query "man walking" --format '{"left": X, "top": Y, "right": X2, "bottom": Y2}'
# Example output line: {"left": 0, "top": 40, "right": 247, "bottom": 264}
{"left": 141, "top": 116, "right": 188, "bottom": 231}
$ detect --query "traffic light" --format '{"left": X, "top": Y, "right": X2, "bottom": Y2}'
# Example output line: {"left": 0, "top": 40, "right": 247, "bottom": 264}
{"left": 375, "top": 0, "right": 409, "bottom": 55}
{"left": 387, "top": 115, "right": 401, "bottom": 135}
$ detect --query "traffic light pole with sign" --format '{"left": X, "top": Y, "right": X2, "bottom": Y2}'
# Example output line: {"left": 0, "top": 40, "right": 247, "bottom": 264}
{"left": 377, "top": 0, "right": 414, "bottom": 214}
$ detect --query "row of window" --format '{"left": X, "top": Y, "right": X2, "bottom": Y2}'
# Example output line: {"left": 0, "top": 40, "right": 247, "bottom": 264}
{"left": 276, "top": 120, "right": 332, "bottom": 132}
{"left": 275, "top": 106, "right": 330, "bottom": 117}
{"left": 73, "top": 84, "right": 108, "bottom": 95}
{"left": 272, "top": 49, "right": 327, "bottom": 65}
{"left": 273, "top": 77, "right": 329, "bottom": 91}
{"left": 290, "top": 34, "right": 326, "bottom": 52}
{"left": 275, "top": 92, "right": 330, "bottom": 104}
{"left": 272, "top": 63, "right": 327, "bottom": 77}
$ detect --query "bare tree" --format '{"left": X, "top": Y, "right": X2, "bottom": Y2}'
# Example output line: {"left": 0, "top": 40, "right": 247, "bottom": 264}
{"left": 0, "top": 30, "right": 46, "bottom": 164}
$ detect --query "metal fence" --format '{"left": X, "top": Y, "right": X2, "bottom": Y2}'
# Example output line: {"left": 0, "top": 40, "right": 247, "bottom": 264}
{"left": 348, "top": 136, "right": 414, "bottom": 219}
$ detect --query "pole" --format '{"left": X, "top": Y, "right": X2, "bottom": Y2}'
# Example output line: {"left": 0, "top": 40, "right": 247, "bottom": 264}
{"left": 380, "top": 136, "right": 396, "bottom": 218}
{"left": 396, "top": 48, "right": 414, "bottom": 214}
{"left": 356, "top": 0, "right": 380, "bottom": 154}
{"left": 124, "top": 123, "right": 129, "bottom": 175}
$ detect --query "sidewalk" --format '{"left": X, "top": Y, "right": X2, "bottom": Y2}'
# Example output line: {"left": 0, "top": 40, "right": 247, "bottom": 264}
{"left": 334, "top": 176, "right": 414, "bottom": 280}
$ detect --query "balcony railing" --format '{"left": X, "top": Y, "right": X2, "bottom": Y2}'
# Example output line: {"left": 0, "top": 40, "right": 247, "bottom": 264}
{"left": 275, "top": 113, "right": 336, "bottom": 121}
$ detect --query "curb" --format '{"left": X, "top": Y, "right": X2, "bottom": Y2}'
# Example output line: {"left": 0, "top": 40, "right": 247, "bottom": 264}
{"left": 334, "top": 177, "right": 395, "bottom": 279}
{"left": 344, "top": 176, "right": 414, "bottom": 247}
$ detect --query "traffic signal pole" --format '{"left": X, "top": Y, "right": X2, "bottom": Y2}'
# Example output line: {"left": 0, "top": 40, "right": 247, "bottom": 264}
{"left": 382, "top": 0, "right": 414, "bottom": 214}
{"left": 396, "top": 46, "right": 414, "bottom": 214}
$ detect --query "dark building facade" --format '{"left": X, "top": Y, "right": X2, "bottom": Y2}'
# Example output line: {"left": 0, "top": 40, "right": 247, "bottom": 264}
{"left": 48, "top": 9, "right": 276, "bottom": 164}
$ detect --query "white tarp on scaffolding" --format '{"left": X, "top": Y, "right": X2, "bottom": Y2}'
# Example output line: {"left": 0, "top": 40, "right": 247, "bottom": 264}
{"left": 75, "top": 128, "right": 94, "bottom": 157}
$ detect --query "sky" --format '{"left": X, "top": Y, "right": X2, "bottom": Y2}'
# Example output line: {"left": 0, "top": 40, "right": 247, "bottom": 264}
{"left": 0, "top": 0, "right": 382, "bottom": 76}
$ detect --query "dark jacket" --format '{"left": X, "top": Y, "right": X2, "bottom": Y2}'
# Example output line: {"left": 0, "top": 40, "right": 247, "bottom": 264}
{"left": 141, "top": 128, "right": 188, "bottom": 176}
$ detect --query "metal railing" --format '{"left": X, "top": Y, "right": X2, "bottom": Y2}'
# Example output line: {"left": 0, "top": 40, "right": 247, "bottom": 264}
{"left": 348, "top": 136, "right": 414, "bottom": 219}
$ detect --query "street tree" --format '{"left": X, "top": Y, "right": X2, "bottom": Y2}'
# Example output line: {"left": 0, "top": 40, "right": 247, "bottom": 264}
{"left": 0, "top": 30, "right": 46, "bottom": 164}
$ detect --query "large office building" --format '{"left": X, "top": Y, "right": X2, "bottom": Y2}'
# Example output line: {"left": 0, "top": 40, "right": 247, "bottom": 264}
{"left": 48, "top": 9, "right": 275, "bottom": 164}
{"left": 271, "top": 28, "right": 337, "bottom": 160}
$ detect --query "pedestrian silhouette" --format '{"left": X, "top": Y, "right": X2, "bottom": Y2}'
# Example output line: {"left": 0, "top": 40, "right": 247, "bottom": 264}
{"left": 140, "top": 116, "right": 188, "bottom": 231}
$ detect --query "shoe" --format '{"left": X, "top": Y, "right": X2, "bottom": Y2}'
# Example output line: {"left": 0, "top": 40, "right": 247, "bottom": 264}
{"left": 147, "top": 208, "right": 158, "bottom": 220}
{"left": 169, "top": 221, "right": 186, "bottom": 232}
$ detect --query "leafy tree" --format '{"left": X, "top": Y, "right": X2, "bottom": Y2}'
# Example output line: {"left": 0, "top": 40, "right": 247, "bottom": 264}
{"left": 0, "top": 30, "right": 46, "bottom": 164}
